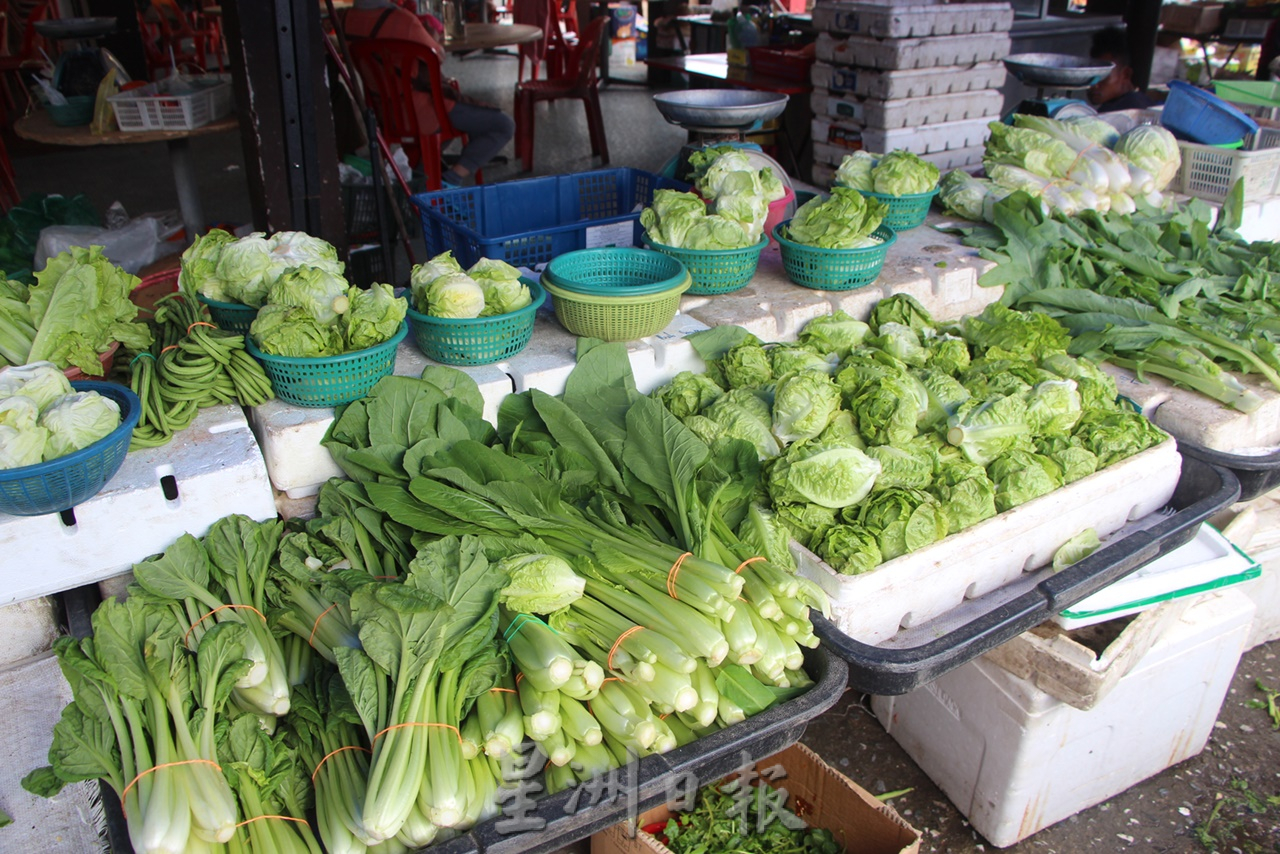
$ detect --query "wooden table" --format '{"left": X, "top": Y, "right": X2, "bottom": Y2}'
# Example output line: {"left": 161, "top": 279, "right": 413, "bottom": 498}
{"left": 443, "top": 22, "right": 541, "bottom": 53}
{"left": 14, "top": 110, "right": 239, "bottom": 243}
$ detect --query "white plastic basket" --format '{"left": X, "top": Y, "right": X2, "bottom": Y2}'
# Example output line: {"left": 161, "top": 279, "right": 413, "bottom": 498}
{"left": 1173, "top": 140, "right": 1280, "bottom": 203}
{"left": 109, "top": 75, "right": 232, "bottom": 132}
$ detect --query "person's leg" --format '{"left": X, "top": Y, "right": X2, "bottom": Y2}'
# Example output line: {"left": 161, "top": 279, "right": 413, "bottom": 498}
{"left": 444, "top": 102, "right": 516, "bottom": 182}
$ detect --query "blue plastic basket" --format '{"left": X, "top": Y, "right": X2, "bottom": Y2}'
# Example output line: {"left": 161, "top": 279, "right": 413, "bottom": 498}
{"left": 197, "top": 294, "right": 258, "bottom": 335}
{"left": 407, "top": 280, "right": 545, "bottom": 366}
{"left": 246, "top": 321, "right": 408, "bottom": 408}
{"left": 774, "top": 222, "right": 898, "bottom": 291}
{"left": 1162, "top": 80, "right": 1260, "bottom": 146}
{"left": 0, "top": 381, "right": 141, "bottom": 516}
{"left": 410, "top": 168, "right": 690, "bottom": 268}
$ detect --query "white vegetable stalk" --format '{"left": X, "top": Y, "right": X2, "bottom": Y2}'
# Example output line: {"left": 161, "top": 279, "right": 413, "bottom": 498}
{"left": 505, "top": 615, "right": 576, "bottom": 692}
{"left": 517, "top": 678, "right": 562, "bottom": 741}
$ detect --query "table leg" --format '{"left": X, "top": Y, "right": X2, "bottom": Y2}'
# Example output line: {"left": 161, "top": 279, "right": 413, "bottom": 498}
{"left": 167, "top": 137, "right": 205, "bottom": 244}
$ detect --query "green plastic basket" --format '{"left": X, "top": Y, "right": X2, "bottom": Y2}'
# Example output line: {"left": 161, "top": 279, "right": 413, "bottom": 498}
{"left": 407, "top": 280, "right": 545, "bottom": 366}
{"left": 856, "top": 188, "right": 939, "bottom": 231}
{"left": 246, "top": 321, "right": 408, "bottom": 408}
{"left": 197, "top": 294, "right": 259, "bottom": 335}
{"left": 542, "top": 274, "right": 691, "bottom": 341}
{"left": 774, "top": 222, "right": 898, "bottom": 291}
{"left": 644, "top": 234, "right": 769, "bottom": 296}
{"left": 542, "top": 247, "right": 688, "bottom": 297}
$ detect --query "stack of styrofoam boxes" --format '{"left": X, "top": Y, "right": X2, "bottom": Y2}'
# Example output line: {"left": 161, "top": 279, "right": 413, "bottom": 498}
{"left": 808, "top": 0, "right": 1014, "bottom": 187}
{"left": 871, "top": 588, "right": 1256, "bottom": 848}
{"left": 1214, "top": 492, "right": 1280, "bottom": 650}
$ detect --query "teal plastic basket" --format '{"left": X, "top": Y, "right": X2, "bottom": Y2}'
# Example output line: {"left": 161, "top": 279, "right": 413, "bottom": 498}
{"left": 644, "top": 234, "right": 768, "bottom": 296}
{"left": 856, "top": 188, "right": 939, "bottom": 231}
{"left": 407, "top": 280, "right": 545, "bottom": 366}
{"left": 197, "top": 294, "right": 258, "bottom": 335}
{"left": 0, "top": 381, "right": 140, "bottom": 516}
{"left": 543, "top": 247, "right": 687, "bottom": 297}
{"left": 774, "top": 222, "right": 898, "bottom": 291}
{"left": 246, "top": 321, "right": 408, "bottom": 408}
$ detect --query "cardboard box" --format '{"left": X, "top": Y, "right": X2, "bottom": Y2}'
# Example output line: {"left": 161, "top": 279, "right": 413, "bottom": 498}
{"left": 590, "top": 743, "right": 921, "bottom": 854}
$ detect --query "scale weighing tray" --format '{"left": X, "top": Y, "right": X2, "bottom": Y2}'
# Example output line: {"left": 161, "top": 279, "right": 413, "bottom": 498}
{"left": 1004, "top": 52, "right": 1113, "bottom": 98}
{"left": 653, "top": 90, "right": 789, "bottom": 133}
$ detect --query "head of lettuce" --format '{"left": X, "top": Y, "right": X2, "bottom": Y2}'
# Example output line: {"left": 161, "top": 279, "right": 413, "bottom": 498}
{"left": 781, "top": 189, "right": 888, "bottom": 249}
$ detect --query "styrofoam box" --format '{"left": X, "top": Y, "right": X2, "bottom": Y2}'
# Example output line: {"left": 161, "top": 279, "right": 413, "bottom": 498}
{"left": 0, "top": 404, "right": 276, "bottom": 605}
{"left": 1103, "top": 362, "right": 1280, "bottom": 454}
{"left": 0, "top": 597, "right": 61, "bottom": 669}
{"left": 871, "top": 587, "right": 1255, "bottom": 848}
{"left": 1213, "top": 495, "right": 1280, "bottom": 649}
{"left": 1239, "top": 547, "right": 1280, "bottom": 649}
{"left": 812, "top": 1, "right": 1014, "bottom": 38}
{"left": 793, "top": 438, "right": 1183, "bottom": 645}
{"left": 815, "top": 31, "right": 1012, "bottom": 70}
{"left": 811, "top": 60, "right": 1007, "bottom": 100}
{"left": 813, "top": 115, "right": 993, "bottom": 155}
{"left": 0, "top": 653, "right": 107, "bottom": 851}
{"left": 811, "top": 88, "right": 1004, "bottom": 129}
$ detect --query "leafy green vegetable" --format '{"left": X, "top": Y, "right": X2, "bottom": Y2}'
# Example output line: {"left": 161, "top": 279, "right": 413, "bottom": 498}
{"left": 856, "top": 487, "right": 948, "bottom": 561}
{"left": 868, "top": 294, "right": 935, "bottom": 335}
{"left": 769, "top": 344, "right": 839, "bottom": 376}
{"left": 267, "top": 264, "right": 351, "bottom": 325}
{"left": 469, "top": 258, "right": 532, "bottom": 316}
{"left": 816, "top": 523, "right": 882, "bottom": 575}
{"left": 768, "top": 437, "right": 881, "bottom": 509}
{"left": 1113, "top": 124, "right": 1180, "bottom": 192}
{"left": 1071, "top": 408, "right": 1167, "bottom": 467}
{"left": 498, "top": 553, "right": 585, "bottom": 614}
{"left": 38, "top": 390, "right": 119, "bottom": 460}
{"left": 784, "top": 188, "right": 887, "bottom": 249}
{"left": 0, "top": 361, "right": 71, "bottom": 410}
{"left": 946, "top": 394, "right": 1032, "bottom": 465}
{"left": 797, "top": 311, "right": 870, "bottom": 358}
{"left": 771, "top": 369, "right": 841, "bottom": 444}
{"left": 865, "top": 443, "right": 934, "bottom": 491}
{"left": 177, "top": 228, "right": 236, "bottom": 301}
{"left": 962, "top": 301, "right": 1070, "bottom": 361}
{"left": 1036, "top": 434, "right": 1098, "bottom": 484}
{"left": 833, "top": 150, "right": 875, "bottom": 192}
{"left": 213, "top": 232, "right": 275, "bottom": 307}
{"left": 702, "top": 388, "right": 780, "bottom": 459}
{"left": 655, "top": 370, "right": 725, "bottom": 419}
{"left": 250, "top": 303, "right": 344, "bottom": 358}
{"left": 988, "top": 448, "right": 1063, "bottom": 512}
{"left": 1052, "top": 527, "right": 1102, "bottom": 571}
{"left": 423, "top": 271, "right": 485, "bottom": 319}
{"left": 932, "top": 460, "right": 997, "bottom": 532}
{"left": 872, "top": 150, "right": 940, "bottom": 196}
{"left": 867, "top": 322, "right": 927, "bottom": 368}
{"left": 342, "top": 282, "right": 407, "bottom": 351}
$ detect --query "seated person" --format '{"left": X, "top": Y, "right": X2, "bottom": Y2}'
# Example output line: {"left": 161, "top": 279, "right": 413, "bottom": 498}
{"left": 1087, "top": 26, "right": 1155, "bottom": 113}
{"left": 343, "top": 0, "right": 515, "bottom": 187}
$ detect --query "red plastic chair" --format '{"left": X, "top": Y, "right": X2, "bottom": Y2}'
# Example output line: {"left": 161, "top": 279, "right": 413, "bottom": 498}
{"left": 347, "top": 36, "right": 474, "bottom": 192}
{"left": 141, "top": 0, "right": 220, "bottom": 78}
{"left": 0, "top": 0, "right": 57, "bottom": 120}
{"left": 513, "top": 14, "right": 608, "bottom": 172}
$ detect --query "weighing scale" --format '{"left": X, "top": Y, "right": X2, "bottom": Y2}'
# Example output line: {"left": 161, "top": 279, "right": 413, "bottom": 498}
{"left": 1002, "top": 53, "right": 1114, "bottom": 120}
{"left": 651, "top": 89, "right": 796, "bottom": 201}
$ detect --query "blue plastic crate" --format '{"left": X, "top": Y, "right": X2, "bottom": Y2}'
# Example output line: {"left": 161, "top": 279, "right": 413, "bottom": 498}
{"left": 410, "top": 168, "right": 689, "bottom": 268}
{"left": 1163, "top": 80, "right": 1259, "bottom": 146}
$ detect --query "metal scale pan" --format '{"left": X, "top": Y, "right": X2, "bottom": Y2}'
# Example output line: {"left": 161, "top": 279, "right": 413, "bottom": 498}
{"left": 652, "top": 90, "right": 789, "bottom": 136}
{"left": 1003, "top": 52, "right": 1115, "bottom": 100}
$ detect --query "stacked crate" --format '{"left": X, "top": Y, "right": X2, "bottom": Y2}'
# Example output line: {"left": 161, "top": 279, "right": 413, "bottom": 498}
{"left": 808, "top": 0, "right": 1015, "bottom": 186}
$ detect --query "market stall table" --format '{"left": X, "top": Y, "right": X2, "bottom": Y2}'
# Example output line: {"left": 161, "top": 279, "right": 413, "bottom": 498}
{"left": 443, "top": 22, "right": 542, "bottom": 52}
{"left": 13, "top": 109, "right": 238, "bottom": 244}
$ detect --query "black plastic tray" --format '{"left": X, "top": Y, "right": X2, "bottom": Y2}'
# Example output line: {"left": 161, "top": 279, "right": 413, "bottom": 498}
{"left": 813, "top": 456, "right": 1240, "bottom": 696}
{"left": 1178, "top": 439, "right": 1280, "bottom": 503}
{"left": 423, "top": 647, "right": 848, "bottom": 854}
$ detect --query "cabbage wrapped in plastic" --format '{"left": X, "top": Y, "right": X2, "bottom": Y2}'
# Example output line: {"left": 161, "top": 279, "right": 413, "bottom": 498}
{"left": 703, "top": 388, "right": 780, "bottom": 459}
{"left": 869, "top": 294, "right": 935, "bottom": 335}
{"left": 179, "top": 228, "right": 236, "bottom": 301}
{"left": 1036, "top": 434, "right": 1099, "bottom": 484}
{"left": 1024, "top": 378, "right": 1082, "bottom": 436}
{"left": 0, "top": 362, "right": 73, "bottom": 412}
{"left": 867, "top": 322, "right": 928, "bottom": 368}
{"left": 988, "top": 449, "right": 1063, "bottom": 512}
{"left": 932, "top": 460, "right": 997, "bottom": 532}
{"left": 775, "top": 501, "right": 840, "bottom": 550}
{"left": 833, "top": 151, "right": 876, "bottom": 192}
{"left": 654, "top": 371, "right": 724, "bottom": 420}
{"left": 771, "top": 369, "right": 842, "bottom": 444}
{"left": 1071, "top": 409, "right": 1166, "bottom": 468}
{"left": 410, "top": 250, "right": 464, "bottom": 293}
{"left": 856, "top": 487, "right": 949, "bottom": 561}
{"left": 864, "top": 443, "right": 935, "bottom": 492}
{"left": 250, "top": 304, "right": 344, "bottom": 358}
{"left": 1012, "top": 114, "right": 1132, "bottom": 196}
{"left": 424, "top": 272, "right": 485, "bottom": 319}
{"left": 498, "top": 554, "right": 585, "bottom": 614}
{"left": 265, "top": 231, "right": 344, "bottom": 284}
{"left": 640, "top": 190, "right": 707, "bottom": 248}
{"left": 798, "top": 311, "right": 870, "bottom": 359}
{"left": 946, "top": 394, "right": 1032, "bottom": 465}
{"left": 214, "top": 232, "right": 275, "bottom": 307}
{"left": 343, "top": 283, "right": 407, "bottom": 351}
{"left": 39, "top": 390, "right": 120, "bottom": 460}
{"left": 872, "top": 151, "right": 940, "bottom": 196}
{"left": 767, "top": 436, "right": 881, "bottom": 509}
{"left": 985, "top": 164, "right": 1093, "bottom": 216}
{"left": 816, "top": 524, "right": 882, "bottom": 575}
{"left": 1114, "top": 125, "right": 1181, "bottom": 192}
{"left": 469, "top": 258, "right": 532, "bottom": 317}
{"left": 267, "top": 264, "right": 351, "bottom": 325}
{"left": 784, "top": 188, "right": 887, "bottom": 249}
{"left": 937, "top": 170, "right": 1012, "bottom": 222}
{"left": 0, "top": 423, "right": 47, "bottom": 469}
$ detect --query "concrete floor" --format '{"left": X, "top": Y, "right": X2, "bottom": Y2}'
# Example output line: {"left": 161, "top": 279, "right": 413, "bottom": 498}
{"left": 8, "top": 49, "right": 1280, "bottom": 854}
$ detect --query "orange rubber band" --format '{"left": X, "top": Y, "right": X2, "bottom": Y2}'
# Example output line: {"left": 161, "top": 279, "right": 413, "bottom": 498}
{"left": 607, "top": 626, "right": 645, "bottom": 671}
{"left": 187, "top": 321, "right": 217, "bottom": 334}
{"left": 666, "top": 552, "right": 693, "bottom": 600}
{"left": 160, "top": 345, "right": 179, "bottom": 354}
{"left": 235, "top": 815, "right": 311, "bottom": 829}
{"left": 489, "top": 687, "right": 517, "bottom": 694}
{"left": 309, "top": 603, "right": 338, "bottom": 648}
{"left": 372, "top": 721, "right": 462, "bottom": 744}
{"left": 121, "top": 759, "right": 221, "bottom": 815}
{"left": 515, "top": 672, "right": 524, "bottom": 686}
{"left": 311, "top": 745, "right": 372, "bottom": 782}
{"left": 183, "top": 604, "right": 267, "bottom": 646}
{"left": 735, "top": 556, "right": 765, "bottom": 575}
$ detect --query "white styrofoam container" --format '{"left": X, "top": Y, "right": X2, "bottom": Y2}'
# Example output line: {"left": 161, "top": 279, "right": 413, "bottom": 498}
{"left": 0, "top": 597, "right": 61, "bottom": 669}
{"left": 815, "top": 31, "right": 1011, "bottom": 70}
{"left": 1214, "top": 495, "right": 1280, "bottom": 649}
{"left": 811, "top": 146, "right": 985, "bottom": 186}
{"left": 1237, "top": 545, "right": 1280, "bottom": 649}
{"left": 811, "top": 88, "right": 1004, "bottom": 129}
{"left": 871, "top": 587, "right": 1255, "bottom": 848}
{"left": 0, "top": 405, "right": 276, "bottom": 605}
{"left": 812, "top": 0, "right": 1014, "bottom": 38}
{"left": 810, "top": 60, "right": 1007, "bottom": 100}
{"left": 813, "top": 115, "right": 993, "bottom": 155}
{"left": 0, "top": 652, "right": 107, "bottom": 852}
{"left": 793, "top": 438, "right": 1183, "bottom": 645}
